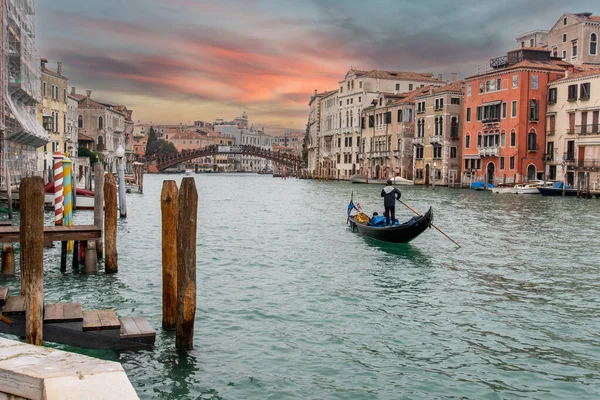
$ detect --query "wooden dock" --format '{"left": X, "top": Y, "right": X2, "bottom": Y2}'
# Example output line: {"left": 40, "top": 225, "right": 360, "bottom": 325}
{"left": 0, "top": 225, "right": 100, "bottom": 243}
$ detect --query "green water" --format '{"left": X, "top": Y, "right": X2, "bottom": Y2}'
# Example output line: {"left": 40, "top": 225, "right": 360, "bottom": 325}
{"left": 2, "top": 174, "right": 600, "bottom": 399}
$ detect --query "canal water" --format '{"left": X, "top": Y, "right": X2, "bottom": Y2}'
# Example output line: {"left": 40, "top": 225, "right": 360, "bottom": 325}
{"left": 2, "top": 174, "right": 600, "bottom": 399}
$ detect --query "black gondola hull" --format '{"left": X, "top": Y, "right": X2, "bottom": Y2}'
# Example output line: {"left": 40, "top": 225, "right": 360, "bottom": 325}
{"left": 349, "top": 207, "right": 433, "bottom": 243}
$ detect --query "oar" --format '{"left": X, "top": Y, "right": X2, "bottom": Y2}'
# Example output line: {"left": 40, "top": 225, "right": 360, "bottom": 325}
{"left": 397, "top": 199, "right": 462, "bottom": 248}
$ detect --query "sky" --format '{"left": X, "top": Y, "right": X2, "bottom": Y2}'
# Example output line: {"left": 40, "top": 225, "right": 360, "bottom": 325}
{"left": 37, "top": 0, "right": 598, "bottom": 133}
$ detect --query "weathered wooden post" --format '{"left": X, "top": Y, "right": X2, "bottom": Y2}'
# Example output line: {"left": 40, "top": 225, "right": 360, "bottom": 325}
{"left": 20, "top": 177, "right": 44, "bottom": 346}
{"left": 176, "top": 178, "right": 197, "bottom": 349}
{"left": 84, "top": 240, "right": 97, "bottom": 273}
{"left": 94, "top": 163, "right": 104, "bottom": 259}
{"left": 161, "top": 181, "right": 178, "bottom": 330}
{"left": 1, "top": 244, "right": 15, "bottom": 276}
{"left": 104, "top": 173, "right": 118, "bottom": 273}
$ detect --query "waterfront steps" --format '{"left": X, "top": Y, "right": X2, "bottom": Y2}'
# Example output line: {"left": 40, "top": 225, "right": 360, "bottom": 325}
{"left": 0, "top": 287, "right": 155, "bottom": 349}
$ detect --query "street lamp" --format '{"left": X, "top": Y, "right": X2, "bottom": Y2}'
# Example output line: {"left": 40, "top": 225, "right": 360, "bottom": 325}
{"left": 116, "top": 145, "right": 127, "bottom": 218}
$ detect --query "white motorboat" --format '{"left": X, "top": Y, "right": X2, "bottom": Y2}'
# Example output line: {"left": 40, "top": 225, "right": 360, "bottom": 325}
{"left": 390, "top": 176, "right": 414, "bottom": 185}
{"left": 515, "top": 180, "right": 551, "bottom": 195}
{"left": 491, "top": 186, "right": 518, "bottom": 194}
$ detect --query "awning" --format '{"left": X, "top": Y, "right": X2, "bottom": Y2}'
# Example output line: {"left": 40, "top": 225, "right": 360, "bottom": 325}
{"left": 481, "top": 100, "right": 502, "bottom": 107}
{"left": 4, "top": 95, "right": 49, "bottom": 148}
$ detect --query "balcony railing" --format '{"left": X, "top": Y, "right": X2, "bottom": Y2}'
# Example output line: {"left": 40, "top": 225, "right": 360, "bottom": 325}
{"left": 429, "top": 135, "right": 443, "bottom": 145}
{"left": 477, "top": 146, "right": 500, "bottom": 157}
{"left": 527, "top": 144, "right": 539, "bottom": 152}
{"left": 482, "top": 117, "right": 500, "bottom": 124}
{"left": 565, "top": 159, "right": 600, "bottom": 169}
{"left": 412, "top": 137, "right": 424, "bottom": 146}
{"left": 575, "top": 124, "right": 600, "bottom": 135}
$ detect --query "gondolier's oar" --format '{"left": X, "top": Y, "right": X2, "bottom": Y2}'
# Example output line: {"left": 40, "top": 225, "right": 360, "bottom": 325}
{"left": 397, "top": 200, "right": 462, "bottom": 248}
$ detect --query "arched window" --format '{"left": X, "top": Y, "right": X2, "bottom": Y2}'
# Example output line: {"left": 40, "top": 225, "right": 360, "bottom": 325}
{"left": 527, "top": 130, "right": 537, "bottom": 151}
{"left": 346, "top": 111, "right": 349, "bottom": 127}
{"left": 591, "top": 33, "right": 598, "bottom": 56}
{"left": 350, "top": 111, "right": 353, "bottom": 127}
{"left": 477, "top": 133, "right": 482, "bottom": 148}
{"left": 510, "top": 130, "right": 516, "bottom": 147}
{"left": 98, "top": 116, "right": 104, "bottom": 129}
{"left": 97, "top": 135, "right": 104, "bottom": 152}
{"left": 434, "top": 117, "right": 438, "bottom": 135}
{"left": 465, "top": 134, "right": 470, "bottom": 149}
{"left": 439, "top": 116, "right": 443, "bottom": 136}
{"left": 451, "top": 117, "right": 458, "bottom": 137}
{"left": 78, "top": 115, "right": 83, "bottom": 129}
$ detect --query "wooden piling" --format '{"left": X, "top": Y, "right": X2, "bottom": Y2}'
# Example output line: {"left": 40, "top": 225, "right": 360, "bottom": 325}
{"left": 93, "top": 163, "right": 104, "bottom": 260}
{"left": 161, "top": 181, "right": 178, "bottom": 330}
{"left": 1, "top": 244, "right": 15, "bottom": 276}
{"left": 19, "top": 177, "right": 44, "bottom": 346}
{"left": 104, "top": 173, "right": 118, "bottom": 273}
{"left": 176, "top": 177, "right": 197, "bottom": 349}
{"left": 84, "top": 240, "right": 97, "bottom": 274}
{"left": 72, "top": 240, "right": 80, "bottom": 270}
{"left": 60, "top": 241, "right": 67, "bottom": 272}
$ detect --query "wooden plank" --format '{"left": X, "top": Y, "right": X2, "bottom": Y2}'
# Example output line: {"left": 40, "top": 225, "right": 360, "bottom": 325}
{"left": 0, "top": 225, "right": 101, "bottom": 243}
{"left": 3, "top": 296, "right": 26, "bottom": 315}
{"left": 0, "top": 221, "right": 11, "bottom": 226}
{"left": 63, "top": 302, "right": 83, "bottom": 321}
{"left": 44, "top": 303, "right": 64, "bottom": 322}
{"left": 119, "top": 317, "right": 141, "bottom": 338}
{"left": 97, "top": 309, "right": 120, "bottom": 329}
{"left": 133, "top": 317, "right": 155, "bottom": 337}
{"left": 82, "top": 310, "right": 101, "bottom": 331}
{"left": 0, "top": 287, "right": 8, "bottom": 306}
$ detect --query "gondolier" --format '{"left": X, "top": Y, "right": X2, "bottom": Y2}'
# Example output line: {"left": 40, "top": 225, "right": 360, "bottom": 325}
{"left": 381, "top": 179, "right": 401, "bottom": 227}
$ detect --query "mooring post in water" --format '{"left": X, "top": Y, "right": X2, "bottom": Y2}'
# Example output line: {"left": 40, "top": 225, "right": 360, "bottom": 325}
{"left": 161, "top": 180, "right": 178, "bottom": 330}
{"left": 72, "top": 240, "right": 80, "bottom": 270}
{"left": 84, "top": 240, "right": 97, "bottom": 274}
{"left": 94, "top": 163, "right": 104, "bottom": 260}
{"left": 20, "top": 177, "right": 44, "bottom": 346}
{"left": 176, "top": 177, "right": 197, "bottom": 349}
{"left": 1, "top": 244, "right": 15, "bottom": 276}
{"left": 116, "top": 146, "right": 127, "bottom": 218}
{"left": 104, "top": 173, "right": 118, "bottom": 273}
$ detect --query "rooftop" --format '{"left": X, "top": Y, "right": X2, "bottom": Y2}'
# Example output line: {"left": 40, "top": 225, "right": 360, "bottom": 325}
{"left": 348, "top": 69, "right": 442, "bottom": 83}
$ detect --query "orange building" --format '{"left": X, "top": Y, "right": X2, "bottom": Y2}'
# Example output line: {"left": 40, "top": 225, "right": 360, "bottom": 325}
{"left": 462, "top": 48, "right": 574, "bottom": 185}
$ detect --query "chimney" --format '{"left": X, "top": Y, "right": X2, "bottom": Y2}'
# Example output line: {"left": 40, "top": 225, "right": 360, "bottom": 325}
{"left": 86, "top": 90, "right": 92, "bottom": 98}
{"left": 40, "top": 58, "right": 48, "bottom": 69}
{"left": 451, "top": 73, "right": 457, "bottom": 82}
{"left": 57, "top": 62, "right": 62, "bottom": 76}
{"left": 71, "top": 87, "right": 76, "bottom": 96}
{"left": 429, "top": 87, "right": 433, "bottom": 95}
{"left": 438, "top": 74, "right": 443, "bottom": 81}
{"left": 314, "top": 89, "right": 317, "bottom": 96}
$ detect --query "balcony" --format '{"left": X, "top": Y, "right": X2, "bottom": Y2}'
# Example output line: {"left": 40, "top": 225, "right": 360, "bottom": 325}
{"left": 477, "top": 146, "right": 500, "bottom": 157}
{"left": 575, "top": 124, "right": 600, "bottom": 136}
{"left": 429, "top": 135, "right": 443, "bottom": 145}
{"left": 412, "top": 137, "right": 424, "bottom": 146}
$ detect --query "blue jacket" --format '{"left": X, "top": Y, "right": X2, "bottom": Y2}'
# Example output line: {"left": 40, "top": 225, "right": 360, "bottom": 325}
{"left": 381, "top": 185, "right": 401, "bottom": 207}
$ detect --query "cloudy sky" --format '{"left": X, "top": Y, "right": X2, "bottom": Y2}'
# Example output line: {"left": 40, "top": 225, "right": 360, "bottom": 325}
{"left": 37, "top": 0, "right": 597, "bottom": 133}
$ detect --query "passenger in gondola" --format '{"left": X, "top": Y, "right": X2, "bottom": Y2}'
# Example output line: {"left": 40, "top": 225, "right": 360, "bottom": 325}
{"left": 381, "top": 179, "right": 401, "bottom": 227}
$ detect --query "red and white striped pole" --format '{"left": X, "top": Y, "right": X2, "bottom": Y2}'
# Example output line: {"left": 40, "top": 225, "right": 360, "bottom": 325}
{"left": 53, "top": 152, "right": 64, "bottom": 226}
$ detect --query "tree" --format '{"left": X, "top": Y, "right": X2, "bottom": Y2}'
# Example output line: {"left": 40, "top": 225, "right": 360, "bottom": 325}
{"left": 145, "top": 127, "right": 158, "bottom": 156}
{"left": 145, "top": 139, "right": 178, "bottom": 157}
{"left": 78, "top": 146, "right": 102, "bottom": 165}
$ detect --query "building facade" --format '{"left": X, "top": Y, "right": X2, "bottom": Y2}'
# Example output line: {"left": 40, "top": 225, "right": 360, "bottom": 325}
{"left": 462, "top": 48, "right": 573, "bottom": 185}
{"left": 414, "top": 80, "right": 464, "bottom": 186}
{"left": 547, "top": 13, "right": 600, "bottom": 65}
{"left": 546, "top": 69, "right": 600, "bottom": 189}
{"left": 317, "top": 89, "right": 339, "bottom": 177}
{"left": 516, "top": 30, "right": 549, "bottom": 49}
{"left": 307, "top": 89, "right": 334, "bottom": 175}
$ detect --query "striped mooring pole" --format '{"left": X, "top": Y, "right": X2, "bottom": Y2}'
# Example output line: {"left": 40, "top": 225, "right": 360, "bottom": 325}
{"left": 53, "top": 152, "right": 64, "bottom": 226}
{"left": 62, "top": 156, "right": 73, "bottom": 253}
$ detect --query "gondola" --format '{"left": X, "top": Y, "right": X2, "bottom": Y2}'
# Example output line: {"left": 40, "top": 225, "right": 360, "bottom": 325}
{"left": 347, "top": 199, "right": 433, "bottom": 243}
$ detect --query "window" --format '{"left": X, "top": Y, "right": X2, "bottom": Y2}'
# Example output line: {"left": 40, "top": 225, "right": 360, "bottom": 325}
{"left": 521, "top": 41, "right": 525, "bottom": 48}
{"left": 435, "top": 98, "right": 444, "bottom": 110}
{"left": 510, "top": 156, "right": 515, "bottom": 170}
{"left": 530, "top": 38, "right": 534, "bottom": 47}
{"left": 477, "top": 134, "right": 482, "bottom": 147}
{"left": 467, "top": 85, "right": 472, "bottom": 96}
{"left": 406, "top": 109, "right": 413, "bottom": 122}
{"left": 359, "top": 81, "right": 362, "bottom": 88}
{"left": 572, "top": 41, "right": 578, "bottom": 59}
{"left": 512, "top": 75, "right": 518, "bottom": 88}
{"left": 415, "top": 147, "right": 423, "bottom": 159}
{"left": 64, "top": 89, "right": 67, "bottom": 103}
{"left": 43, "top": 82, "right": 47, "bottom": 97}
{"left": 552, "top": 47, "right": 558, "bottom": 57}
{"left": 358, "top": 96, "right": 361, "bottom": 103}
{"left": 78, "top": 115, "right": 83, "bottom": 129}
{"left": 397, "top": 110, "right": 403, "bottom": 122}
{"left": 340, "top": 86, "right": 343, "bottom": 93}
{"left": 500, "top": 157, "right": 505, "bottom": 170}
{"left": 527, "top": 130, "right": 537, "bottom": 151}
{"left": 500, "top": 132, "right": 506, "bottom": 147}
{"left": 568, "top": 84, "right": 578, "bottom": 101}
{"left": 451, "top": 117, "right": 458, "bottom": 137}
{"left": 450, "top": 147, "right": 457, "bottom": 158}
{"left": 482, "top": 104, "right": 501, "bottom": 122}
{"left": 531, "top": 75, "right": 539, "bottom": 90}
{"left": 529, "top": 100, "right": 539, "bottom": 121}
{"left": 479, "top": 82, "right": 484, "bottom": 94}
{"left": 562, "top": 50, "right": 567, "bottom": 59}
{"left": 548, "top": 87, "right": 557, "bottom": 104}
{"left": 465, "top": 135, "right": 470, "bottom": 148}
{"left": 385, "top": 111, "right": 392, "bottom": 124}
{"left": 496, "top": 78, "right": 502, "bottom": 90}
{"left": 350, "top": 98, "right": 353, "bottom": 104}
{"left": 396, "top": 83, "right": 400, "bottom": 91}
{"left": 511, "top": 101, "right": 517, "bottom": 118}
{"left": 408, "top": 84, "right": 413, "bottom": 91}
{"left": 486, "top": 79, "right": 496, "bottom": 92}
{"left": 466, "top": 108, "right": 471, "bottom": 122}
{"left": 451, "top": 97, "right": 460, "bottom": 105}
{"left": 379, "top": 98, "right": 383, "bottom": 106}
{"left": 563, "top": 33, "right": 567, "bottom": 43}
{"left": 476, "top": 106, "right": 482, "bottom": 121}
{"left": 564, "top": 17, "right": 567, "bottom": 25}
{"left": 580, "top": 82, "right": 590, "bottom": 100}
{"left": 591, "top": 33, "right": 598, "bottom": 56}
{"left": 433, "top": 146, "right": 442, "bottom": 159}
{"left": 510, "top": 130, "right": 516, "bottom": 146}
{"left": 98, "top": 116, "right": 103, "bottom": 129}
{"left": 502, "top": 102, "right": 507, "bottom": 119}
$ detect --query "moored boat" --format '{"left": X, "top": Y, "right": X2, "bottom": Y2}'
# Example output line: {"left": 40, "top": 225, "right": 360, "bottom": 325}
{"left": 349, "top": 174, "right": 387, "bottom": 185}
{"left": 44, "top": 182, "right": 95, "bottom": 210}
{"left": 491, "top": 185, "right": 518, "bottom": 194}
{"left": 471, "top": 181, "right": 496, "bottom": 191}
{"left": 515, "top": 180, "right": 551, "bottom": 194}
{"left": 537, "top": 182, "right": 578, "bottom": 196}
{"left": 347, "top": 199, "right": 433, "bottom": 243}
{"left": 390, "top": 176, "right": 414, "bottom": 185}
